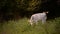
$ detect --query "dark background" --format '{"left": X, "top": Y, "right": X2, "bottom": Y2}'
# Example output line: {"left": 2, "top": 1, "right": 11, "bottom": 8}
{"left": 0, "top": 0, "right": 60, "bottom": 22}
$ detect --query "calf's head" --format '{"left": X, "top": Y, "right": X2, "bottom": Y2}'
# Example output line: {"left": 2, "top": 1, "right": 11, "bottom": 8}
{"left": 43, "top": 11, "right": 49, "bottom": 14}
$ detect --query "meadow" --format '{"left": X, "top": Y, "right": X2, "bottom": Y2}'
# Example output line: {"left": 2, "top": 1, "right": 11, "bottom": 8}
{"left": 0, "top": 17, "right": 60, "bottom": 34}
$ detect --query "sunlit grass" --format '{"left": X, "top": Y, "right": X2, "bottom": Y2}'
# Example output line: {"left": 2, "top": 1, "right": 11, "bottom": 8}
{"left": 0, "top": 17, "right": 60, "bottom": 34}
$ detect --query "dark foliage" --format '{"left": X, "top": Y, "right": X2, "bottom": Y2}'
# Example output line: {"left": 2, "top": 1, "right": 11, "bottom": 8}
{"left": 0, "top": 0, "right": 60, "bottom": 23}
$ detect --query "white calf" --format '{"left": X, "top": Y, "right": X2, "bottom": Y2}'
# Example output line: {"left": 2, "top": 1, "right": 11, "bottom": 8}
{"left": 29, "top": 11, "right": 48, "bottom": 25}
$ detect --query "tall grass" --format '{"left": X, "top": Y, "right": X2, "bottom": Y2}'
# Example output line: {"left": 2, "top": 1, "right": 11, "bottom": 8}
{"left": 0, "top": 17, "right": 60, "bottom": 34}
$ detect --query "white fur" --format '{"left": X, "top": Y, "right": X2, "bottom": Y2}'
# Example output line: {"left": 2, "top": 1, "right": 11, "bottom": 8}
{"left": 29, "top": 12, "right": 47, "bottom": 25}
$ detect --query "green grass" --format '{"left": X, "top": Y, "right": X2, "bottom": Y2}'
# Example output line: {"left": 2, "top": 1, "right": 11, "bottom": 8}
{"left": 0, "top": 17, "right": 60, "bottom": 34}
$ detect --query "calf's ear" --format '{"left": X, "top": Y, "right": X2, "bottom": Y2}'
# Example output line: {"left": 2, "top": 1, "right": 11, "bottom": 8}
{"left": 46, "top": 12, "right": 48, "bottom": 13}
{"left": 46, "top": 11, "right": 49, "bottom": 14}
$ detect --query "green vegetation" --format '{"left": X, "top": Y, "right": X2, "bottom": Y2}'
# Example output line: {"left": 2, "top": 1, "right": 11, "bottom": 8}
{"left": 0, "top": 0, "right": 60, "bottom": 34}
{"left": 0, "top": 17, "right": 60, "bottom": 34}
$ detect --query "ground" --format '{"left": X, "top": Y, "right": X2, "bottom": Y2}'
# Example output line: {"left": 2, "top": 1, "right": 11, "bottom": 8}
{"left": 0, "top": 17, "right": 60, "bottom": 34}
